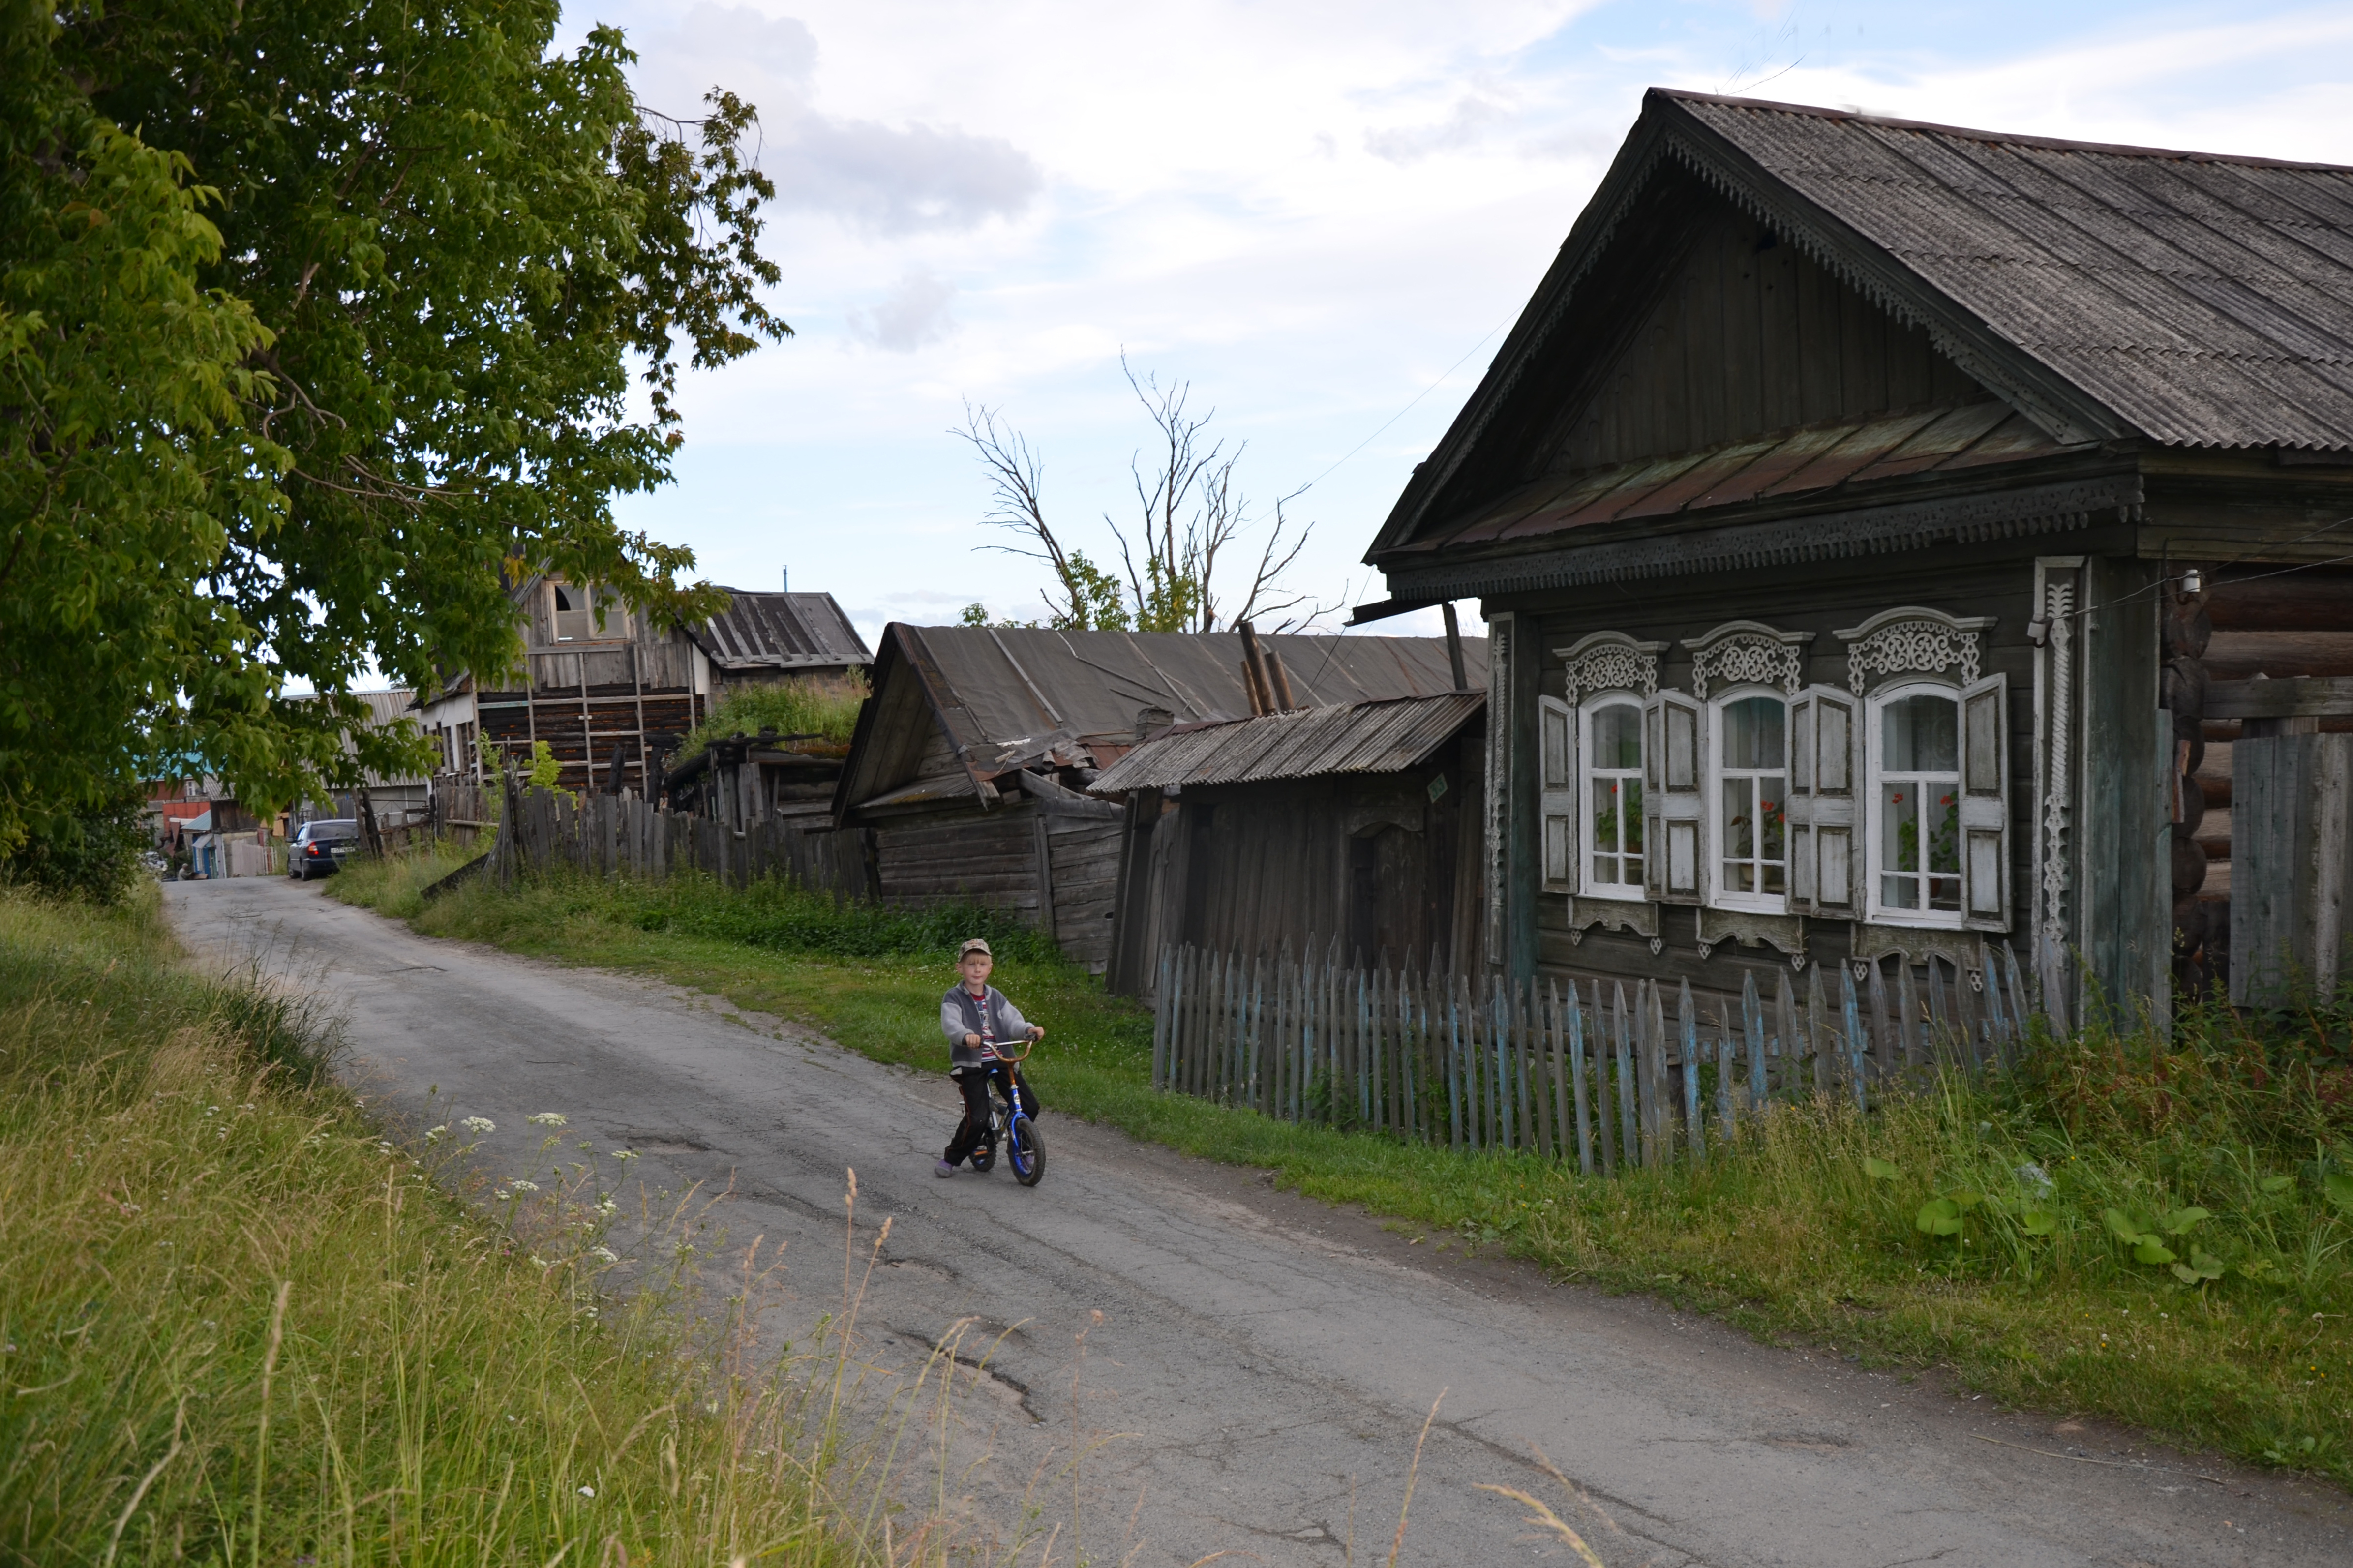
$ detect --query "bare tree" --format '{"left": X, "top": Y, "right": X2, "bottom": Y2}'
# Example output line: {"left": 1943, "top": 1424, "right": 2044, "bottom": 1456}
{"left": 951, "top": 357, "right": 1316, "bottom": 633}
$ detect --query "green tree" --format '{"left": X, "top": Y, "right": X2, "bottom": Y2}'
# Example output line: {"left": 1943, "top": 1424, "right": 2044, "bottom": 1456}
{"left": 1, "top": 0, "right": 786, "bottom": 883}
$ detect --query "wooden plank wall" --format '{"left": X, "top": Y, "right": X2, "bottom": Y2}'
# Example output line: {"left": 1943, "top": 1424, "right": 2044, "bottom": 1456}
{"left": 869, "top": 801, "right": 1123, "bottom": 974}
{"left": 1552, "top": 198, "right": 1987, "bottom": 474}
{"left": 2230, "top": 733, "right": 2353, "bottom": 1006}
{"left": 1152, "top": 939, "right": 2032, "bottom": 1172}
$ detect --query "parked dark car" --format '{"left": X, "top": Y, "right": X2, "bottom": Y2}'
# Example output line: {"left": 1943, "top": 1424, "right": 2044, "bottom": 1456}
{"left": 289, "top": 819, "right": 361, "bottom": 880}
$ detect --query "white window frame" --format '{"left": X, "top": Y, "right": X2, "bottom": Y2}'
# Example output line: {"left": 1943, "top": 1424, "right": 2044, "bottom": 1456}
{"left": 1706, "top": 684, "right": 1790, "bottom": 915}
{"left": 551, "top": 581, "right": 627, "bottom": 643}
{"left": 1579, "top": 695, "right": 1647, "bottom": 902}
{"left": 1865, "top": 680, "right": 1968, "bottom": 929}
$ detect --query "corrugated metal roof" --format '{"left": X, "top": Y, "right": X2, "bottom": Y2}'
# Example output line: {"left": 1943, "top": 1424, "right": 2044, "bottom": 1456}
{"left": 903, "top": 626, "right": 1485, "bottom": 747}
{"left": 1669, "top": 92, "right": 2353, "bottom": 449}
{"left": 694, "top": 590, "right": 870, "bottom": 670}
{"left": 1087, "top": 692, "right": 1484, "bottom": 793}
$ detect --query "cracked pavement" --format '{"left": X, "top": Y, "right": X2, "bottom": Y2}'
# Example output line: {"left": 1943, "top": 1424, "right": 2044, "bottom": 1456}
{"left": 168, "top": 877, "right": 2352, "bottom": 1567}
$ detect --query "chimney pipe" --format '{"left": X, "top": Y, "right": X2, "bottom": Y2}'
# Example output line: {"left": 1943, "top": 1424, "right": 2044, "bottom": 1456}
{"left": 781, "top": 566, "right": 790, "bottom": 593}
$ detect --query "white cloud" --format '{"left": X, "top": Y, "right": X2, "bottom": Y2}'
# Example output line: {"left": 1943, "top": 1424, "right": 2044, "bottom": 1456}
{"left": 848, "top": 270, "right": 958, "bottom": 352}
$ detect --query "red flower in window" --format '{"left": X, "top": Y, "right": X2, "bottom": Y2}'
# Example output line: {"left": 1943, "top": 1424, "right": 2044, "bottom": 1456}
{"left": 1891, "top": 792, "right": 1904, "bottom": 803}
{"left": 1940, "top": 794, "right": 1956, "bottom": 806}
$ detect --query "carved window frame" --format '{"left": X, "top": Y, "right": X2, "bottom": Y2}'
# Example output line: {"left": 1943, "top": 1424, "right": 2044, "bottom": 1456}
{"left": 1833, "top": 606, "right": 1993, "bottom": 697}
{"left": 1683, "top": 620, "right": 1812, "bottom": 702}
{"left": 1551, "top": 633, "right": 1663, "bottom": 906}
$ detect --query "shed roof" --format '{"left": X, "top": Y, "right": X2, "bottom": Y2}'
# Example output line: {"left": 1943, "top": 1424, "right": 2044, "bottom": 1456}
{"left": 1088, "top": 693, "right": 1484, "bottom": 794}
{"left": 1665, "top": 91, "right": 2353, "bottom": 450}
{"left": 691, "top": 590, "right": 870, "bottom": 671}
{"left": 837, "top": 625, "right": 1486, "bottom": 812}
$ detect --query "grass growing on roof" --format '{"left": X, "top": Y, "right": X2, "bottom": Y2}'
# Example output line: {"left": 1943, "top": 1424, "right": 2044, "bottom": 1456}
{"left": 330, "top": 856, "right": 2353, "bottom": 1488}
{"left": 676, "top": 671, "right": 868, "bottom": 759}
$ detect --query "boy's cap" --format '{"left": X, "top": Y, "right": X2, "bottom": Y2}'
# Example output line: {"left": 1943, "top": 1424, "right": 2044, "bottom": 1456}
{"left": 957, "top": 937, "right": 993, "bottom": 960}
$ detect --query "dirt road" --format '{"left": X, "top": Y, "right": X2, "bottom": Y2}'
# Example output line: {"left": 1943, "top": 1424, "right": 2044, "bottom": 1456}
{"left": 166, "top": 876, "right": 2349, "bottom": 1566}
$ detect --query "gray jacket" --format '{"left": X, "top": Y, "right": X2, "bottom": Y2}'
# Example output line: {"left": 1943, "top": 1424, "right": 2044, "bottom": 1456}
{"left": 941, "top": 984, "right": 1032, "bottom": 1071}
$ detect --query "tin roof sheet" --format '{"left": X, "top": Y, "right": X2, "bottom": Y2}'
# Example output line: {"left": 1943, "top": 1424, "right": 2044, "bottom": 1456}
{"left": 694, "top": 591, "right": 870, "bottom": 670}
{"left": 1669, "top": 91, "right": 2353, "bottom": 448}
{"left": 1087, "top": 692, "right": 1484, "bottom": 794}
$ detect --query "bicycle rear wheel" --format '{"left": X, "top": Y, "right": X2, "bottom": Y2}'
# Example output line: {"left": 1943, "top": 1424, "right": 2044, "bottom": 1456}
{"left": 1008, "top": 1112, "right": 1044, "bottom": 1186}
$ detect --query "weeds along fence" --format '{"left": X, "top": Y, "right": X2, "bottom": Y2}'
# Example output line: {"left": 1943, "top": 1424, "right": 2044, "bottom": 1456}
{"left": 1151, "top": 940, "right": 2035, "bottom": 1174}
{"left": 489, "top": 783, "right": 867, "bottom": 898}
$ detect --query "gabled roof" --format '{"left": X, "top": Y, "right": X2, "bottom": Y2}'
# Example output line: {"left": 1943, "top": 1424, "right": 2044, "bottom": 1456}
{"left": 1087, "top": 692, "right": 1483, "bottom": 795}
{"left": 1370, "top": 89, "right": 2353, "bottom": 567}
{"left": 836, "top": 625, "right": 1486, "bottom": 814}
{"left": 690, "top": 589, "right": 870, "bottom": 671}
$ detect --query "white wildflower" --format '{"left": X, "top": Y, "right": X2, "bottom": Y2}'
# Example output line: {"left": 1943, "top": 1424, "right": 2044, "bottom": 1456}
{"left": 527, "top": 1112, "right": 567, "bottom": 1127}
{"left": 610, "top": 1149, "right": 638, "bottom": 1162}
{"left": 493, "top": 1190, "right": 511, "bottom": 1201}
{"left": 577, "top": 1486, "right": 595, "bottom": 1499}
{"left": 590, "top": 1246, "right": 618, "bottom": 1264}
{"left": 595, "top": 1194, "right": 617, "bottom": 1216}
{"left": 461, "top": 1117, "right": 495, "bottom": 1135}
{"left": 424, "top": 1124, "right": 449, "bottom": 1143}
{"left": 510, "top": 1179, "right": 539, "bottom": 1193}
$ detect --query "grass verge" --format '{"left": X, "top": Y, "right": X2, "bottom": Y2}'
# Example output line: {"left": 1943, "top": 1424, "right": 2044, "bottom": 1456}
{"left": 332, "top": 855, "right": 2353, "bottom": 1487}
{"left": 0, "top": 883, "right": 954, "bottom": 1566}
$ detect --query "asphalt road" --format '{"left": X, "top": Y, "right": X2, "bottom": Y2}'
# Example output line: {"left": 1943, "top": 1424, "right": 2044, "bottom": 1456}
{"left": 165, "top": 875, "right": 2350, "bottom": 1567}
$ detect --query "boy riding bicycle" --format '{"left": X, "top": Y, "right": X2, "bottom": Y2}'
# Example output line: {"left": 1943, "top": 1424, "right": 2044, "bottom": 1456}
{"left": 935, "top": 937, "right": 1043, "bottom": 1176}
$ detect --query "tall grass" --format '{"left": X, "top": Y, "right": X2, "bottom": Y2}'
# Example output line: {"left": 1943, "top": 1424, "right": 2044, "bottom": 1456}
{"left": 0, "top": 886, "right": 1007, "bottom": 1566}
{"left": 678, "top": 674, "right": 868, "bottom": 760}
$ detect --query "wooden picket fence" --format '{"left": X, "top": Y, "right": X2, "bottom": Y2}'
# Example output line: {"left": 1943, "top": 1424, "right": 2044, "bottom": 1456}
{"left": 492, "top": 783, "right": 866, "bottom": 899}
{"left": 1150, "top": 940, "right": 2035, "bottom": 1173}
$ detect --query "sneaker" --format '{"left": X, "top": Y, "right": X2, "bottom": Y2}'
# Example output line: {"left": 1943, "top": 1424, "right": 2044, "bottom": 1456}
{"left": 934, "top": 1159, "right": 956, "bottom": 1178}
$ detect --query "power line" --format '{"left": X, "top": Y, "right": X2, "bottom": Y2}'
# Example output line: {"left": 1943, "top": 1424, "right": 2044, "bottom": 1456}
{"left": 1295, "top": 313, "right": 1515, "bottom": 497}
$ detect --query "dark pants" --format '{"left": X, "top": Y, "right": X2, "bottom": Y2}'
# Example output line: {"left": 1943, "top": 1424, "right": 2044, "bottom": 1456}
{"left": 944, "top": 1064, "right": 1039, "bottom": 1164}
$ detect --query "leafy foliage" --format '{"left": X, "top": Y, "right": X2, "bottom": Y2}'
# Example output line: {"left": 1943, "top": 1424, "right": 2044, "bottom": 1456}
{"left": 1, "top": 1, "right": 786, "bottom": 864}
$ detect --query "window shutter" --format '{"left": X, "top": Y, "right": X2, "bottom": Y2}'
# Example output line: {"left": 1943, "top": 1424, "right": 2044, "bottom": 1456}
{"left": 1643, "top": 689, "right": 1704, "bottom": 904}
{"left": 1958, "top": 673, "right": 2011, "bottom": 931}
{"left": 1788, "top": 684, "right": 1861, "bottom": 917}
{"left": 1539, "top": 696, "right": 1577, "bottom": 893}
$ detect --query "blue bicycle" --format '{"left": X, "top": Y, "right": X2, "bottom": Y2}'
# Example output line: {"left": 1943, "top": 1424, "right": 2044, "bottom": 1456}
{"left": 966, "top": 1039, "right": 1044, "bottom": 1186}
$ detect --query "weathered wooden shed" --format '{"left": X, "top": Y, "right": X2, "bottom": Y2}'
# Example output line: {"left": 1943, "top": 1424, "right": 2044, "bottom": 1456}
{"left": 833, "top": 625, "right": 1486, "bottom": 974}
{"left": 1356, "top": 88, "right": 2353, "bottom": 1027}
{"left": 1086, "top": 693, "right": 1488, "bottom": 994}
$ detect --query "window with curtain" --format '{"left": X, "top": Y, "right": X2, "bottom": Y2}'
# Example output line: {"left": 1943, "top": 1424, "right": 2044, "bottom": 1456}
{"left": 1582, "top": 699, "right": 1645, "bottom": 895}
{"left": 1713, "top": 692, "right": 1787, "bottom": 908}
{"left": 1871, "top": 687, "right": 1963, "bottom": 920}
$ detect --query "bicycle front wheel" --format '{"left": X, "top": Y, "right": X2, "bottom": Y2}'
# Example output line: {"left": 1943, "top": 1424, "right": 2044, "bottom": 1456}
{"left": 1008, "top": 1113, "right": 1044, "bottom": 1187}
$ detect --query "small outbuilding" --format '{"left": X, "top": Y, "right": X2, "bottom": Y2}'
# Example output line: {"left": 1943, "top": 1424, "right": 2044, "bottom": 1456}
{"left": 833, "top": 625, "right": 1486, "bottom": 974}
{"left": 1086, "top": 693, "right": 1488, "bottom": 995}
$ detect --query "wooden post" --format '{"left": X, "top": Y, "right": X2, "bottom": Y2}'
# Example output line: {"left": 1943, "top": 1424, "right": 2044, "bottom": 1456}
{"left": 1867, "top": 958, "right": 1897, "bottom": 1079}
{"left": 1774, "top": 970, "right": 1798, "bottom": 1104}
{"left": 1566, "top": 981, "right": 1593, "bottom": 1175}
{"left": 1515, "top": 978, "right": 1536, "bottom": 1154}
{"left": 1738, "top": 970, "right": 1763, "bottom": 1111}
{"left": 1680, "top": 980, "right": 1702, "bottom": 1163}
{"left": 1613, "top": 982, "right": 1637, "bottom": 1170}
{"left": 1807, "top": 963, "right": 1829, "bottom": 1096}
{"left": 1714, "top": 1006, "right": 1736, "bottom": 1145}
{"left": 1898, "top": 960, "right": 1924, "bottom": 1069}
{"left": 1152, "top": 946, "right": 1172, "bottom": 1089}
{"left": 1842, "top": 965, "right": 1869, "bottom": 1112}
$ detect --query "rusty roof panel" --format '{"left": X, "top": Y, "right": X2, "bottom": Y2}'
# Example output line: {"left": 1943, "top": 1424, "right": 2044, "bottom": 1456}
{"left": 1086, "top": 693, "right": 1485, "bottom": 795}
{"left": 1844, "top": 400, "right": 2017, "bottom": 482}
{"left": 1757, "top": 410, "right": 1946, "bottom": 498}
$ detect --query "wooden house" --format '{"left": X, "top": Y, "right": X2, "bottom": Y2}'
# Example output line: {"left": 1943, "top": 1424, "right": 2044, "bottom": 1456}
{"left": 417, "top": 580, "right": 869, "bottom": 794}
{"left": 1086, "top": 693, "right": 1488, "bottom": 994}
{"left": 833, "top": 625, "right": 1485, "bottom": 974}
{"left": 1355, "top": 89, "right": 2353, "bottom": 1027}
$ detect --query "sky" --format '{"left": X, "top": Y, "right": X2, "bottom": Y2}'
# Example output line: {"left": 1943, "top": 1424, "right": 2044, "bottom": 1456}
{"left": 566, "top": 0, "right": 2353, "bottom": 651}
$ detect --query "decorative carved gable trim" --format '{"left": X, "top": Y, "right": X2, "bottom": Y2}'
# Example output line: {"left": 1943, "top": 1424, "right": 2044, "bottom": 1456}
{"left": 1552, "top": 631, "right": 1667, "bottom": 704}
{"left": 1682, "top": 620, "right": 1813, "bottom": 699}
{"left": 1832, "top": 606, "right": 1996, "bottom": 694}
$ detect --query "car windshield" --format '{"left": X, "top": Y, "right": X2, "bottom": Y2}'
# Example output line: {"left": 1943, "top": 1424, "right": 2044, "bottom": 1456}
{"left": 304, "top": 821, "right": 359, "bottom": 842}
